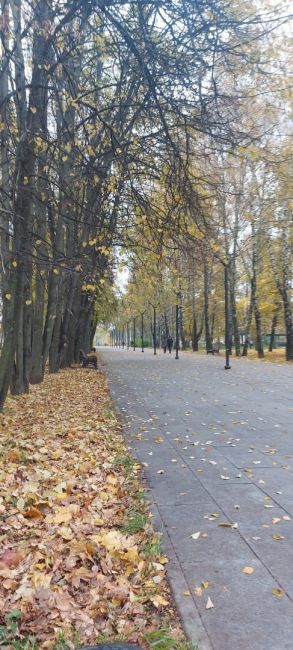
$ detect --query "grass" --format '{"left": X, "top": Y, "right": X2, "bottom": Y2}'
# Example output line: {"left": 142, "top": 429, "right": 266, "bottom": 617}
{"left": 185, "top": 347, "right": 290, "bottom": 364}
{"left": 241, "top": 348, "right": 288, "bottom": 363}
{"left": 143, "top": 538, "right": 162, "bottom": 557}
{"left": 0, "top": 613, "right": 80, "bottom": 650}
{"left": 0, "top": 611, "right": 37, "bottom": 649}
{"left": 144, "top": 627, "right": 199, "bottom": 650}
{"left": 121, "top": 508, "right": 148, "bottom": 534}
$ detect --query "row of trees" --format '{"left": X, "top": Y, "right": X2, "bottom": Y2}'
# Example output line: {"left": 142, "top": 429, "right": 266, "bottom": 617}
{"left": 115, "top": 134, "right": 293, "bottom": 359}
{"left": 0, "top": 0, "right": 292, "bottom": 409}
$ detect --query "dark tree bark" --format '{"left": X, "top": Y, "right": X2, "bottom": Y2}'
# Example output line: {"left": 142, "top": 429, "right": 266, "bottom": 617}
{"left": 204, "top": 255, "right": 213, "bottom": 351}
{"left": 242, "top": 290, "right": 253, "bottom": 357}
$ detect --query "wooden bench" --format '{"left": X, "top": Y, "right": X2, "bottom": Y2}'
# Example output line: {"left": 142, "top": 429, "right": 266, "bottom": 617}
{"left": 207, "top": 347, "right": 220, "bottom": 355}
{"left": 79, "top": 350, "right": 97, "bottom": 369}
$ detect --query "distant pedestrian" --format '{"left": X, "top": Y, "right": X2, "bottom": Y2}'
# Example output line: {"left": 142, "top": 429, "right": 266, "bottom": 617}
{"left": 162, "top": 337, "right": 167, "bottom": 353}
{"left": 167, "top": 336, "right": 173, "bottom": 353}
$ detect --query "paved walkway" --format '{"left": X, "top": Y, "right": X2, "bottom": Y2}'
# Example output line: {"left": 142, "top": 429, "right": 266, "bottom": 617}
{"left": 101, "top": 348, "right": 293, "bottom": 650}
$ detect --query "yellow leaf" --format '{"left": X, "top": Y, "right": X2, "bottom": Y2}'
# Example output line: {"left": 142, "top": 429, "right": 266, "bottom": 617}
{"left": 194, "top": 586, "right": 203, "bottom": 596}
{"left": 272, "top": 587, "right": 284, "bottom": 598}
{"left": 202, "top": 581, "right": 209, "bottom": 589}
{"left": 123, "top": 547, "right": 139, "bottom": 564}
{"left": 5, "top": 293, "right": 11, "bottom": 300}
{"left": 12, "top": 260, "right": 17, "bottom": 268}
{"left": 242, "top": 566, "right": 254, "bottom": 575}
{"left": 59, "top": 526, "right": 73, "bottom": 540}
{"left": 30, "top": 106, "right": 37, "bottom": 113}
{"left": 31, "top": 573, "right": 51, "bottom": 588}
{"left": 150, "top": 594, "right": 168, "bottom": 608}
{"left": 183, "top": 591, "right": 191, "bottom": 596}
{"left": 25, "top": 300, "right": 32, "bottom": 306}
{"left": 93, "top": 530, "right": 125, "bottom": 552}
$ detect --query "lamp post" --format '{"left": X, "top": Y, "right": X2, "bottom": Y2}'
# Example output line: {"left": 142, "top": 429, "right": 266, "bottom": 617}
{"left": 127, "top": 320, "right": 130, "bottom": 349}
{"left": 133, "top": 317, "right": 136, "bottom": 351}
{"left": 175, "top": 292, "right": 181, "bottom": 360}
{"left": 122, "top": 325, "right": 125, "bottom": 349}
{"left": 224, "top": 265, "right": 231, "bottom": 370}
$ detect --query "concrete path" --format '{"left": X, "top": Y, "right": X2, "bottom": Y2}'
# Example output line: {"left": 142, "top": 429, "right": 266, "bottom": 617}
{"left": 100, "top": 348, "right": 293, "bottom": 650}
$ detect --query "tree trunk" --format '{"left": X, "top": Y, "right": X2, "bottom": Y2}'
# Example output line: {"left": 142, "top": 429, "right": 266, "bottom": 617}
{"left": 229, "top": 266, "right": 241, "bottom": 356}
{"left": 251, "top": 276, "right": 264, "bottom": 358}
{"left": 282, "top": 293, "right": 293, "bottom": 361}
{"left": 204, "top": 256, "right": 212, "bottom": 351}
{"left": 242, "top": 290, "right": 253, "bottom": 357}
{"left": 268, "top": 307, "right": 280, "bottom": 352}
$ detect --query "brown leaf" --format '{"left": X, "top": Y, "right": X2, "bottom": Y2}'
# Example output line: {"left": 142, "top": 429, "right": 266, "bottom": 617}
{"left": 23, "top": 506, "right": 44, "bottom": 519}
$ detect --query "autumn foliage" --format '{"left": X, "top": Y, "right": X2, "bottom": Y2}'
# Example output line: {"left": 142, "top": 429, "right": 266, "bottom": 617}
{"left": 0, "top": 368, "right": 182, "bottom": 648}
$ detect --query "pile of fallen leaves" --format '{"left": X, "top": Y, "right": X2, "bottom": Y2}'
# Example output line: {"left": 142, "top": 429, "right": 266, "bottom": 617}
{"left": 0, "top": 368, "right": 184, "bottom": 649}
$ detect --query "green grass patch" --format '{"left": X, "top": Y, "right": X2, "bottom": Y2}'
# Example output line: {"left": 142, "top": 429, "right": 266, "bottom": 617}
{"left": 144, "top": 626, "right": 198, "bottom": 650}
{"left": 122, "top": 508, "right": 147, "bottom": 534}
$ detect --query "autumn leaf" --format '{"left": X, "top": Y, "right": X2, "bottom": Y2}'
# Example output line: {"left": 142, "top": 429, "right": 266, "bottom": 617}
{"left": 23, "top": 506, "right": 44, "bottom": 519}
{"left": 242, "top": 566, "right": 254, "bottom": 575}
{"left": 272, "top": 587, "right": 284, "bottom": 598}
{"left": 191, "top": 532, "right": 201, "bottom": 540}
{"left": 150, "top": 594, "right": 169, "bottom": 608}
{"left": 206, "top": 597, "right": 214, "bottom": 609}
{"left": 0, "top": 549, "right": 25, "bottom": 568}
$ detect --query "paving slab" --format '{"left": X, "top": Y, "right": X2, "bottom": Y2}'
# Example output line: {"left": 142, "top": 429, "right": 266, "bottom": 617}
{"left": 101, "top": 348, "right": 293, "bottom": 650}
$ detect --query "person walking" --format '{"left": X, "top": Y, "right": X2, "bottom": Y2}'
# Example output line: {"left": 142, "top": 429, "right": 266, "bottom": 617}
{"left": 167, "top": 336, "right": 173, "bottom": 354}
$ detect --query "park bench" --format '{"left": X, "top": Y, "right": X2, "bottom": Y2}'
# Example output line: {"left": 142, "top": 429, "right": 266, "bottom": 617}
{"left": 207, "top": 346, "right": 220, "bottom": 355}
{"left": 79, "top": 349, "right": 97, "bottom": 369}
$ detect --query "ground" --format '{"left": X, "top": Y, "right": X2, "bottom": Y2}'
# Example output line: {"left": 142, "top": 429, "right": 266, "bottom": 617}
{"left": 102, "top": 347, "right": 293, "bottom": 650}
{"left": 0, "top": 368, "right": 187, "bottom": 650}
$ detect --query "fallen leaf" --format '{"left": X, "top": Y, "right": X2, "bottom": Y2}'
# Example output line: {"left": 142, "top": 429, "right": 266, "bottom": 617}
{"left": 206, "top": 596, "right": 214, "bottom": 609}
{"left": 150, "top": 594, "right": 169, "bottom": 608}
{"left": 242, "top": 566, "right": 254, "bottom": 575}
{"left": 272, "top": 587, "right": 284, "bottom": 598}
{"left": 23, "top": 506, "right": 44, "bottom": 519}
{"left": 0, "top": 549, "right": 25, "bottom": 568}
{"left": 191, "top": 532, "right": 201, "bottom": 540}
{"left": 194, "top": 586, "right": 203, "bottom": 596}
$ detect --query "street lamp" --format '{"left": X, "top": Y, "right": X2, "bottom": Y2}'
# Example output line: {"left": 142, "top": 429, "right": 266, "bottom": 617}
{"left": 224, "top": 264, "right": 231, "bottom": 370}
{"left": 122, "top": 325, "right": 125, "bottom": 349}
{"left": 127, "top": 320, "right": 131, "bottom": 349}
{"left": 175, "top": 292, "right": 181, "bottom": 360}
